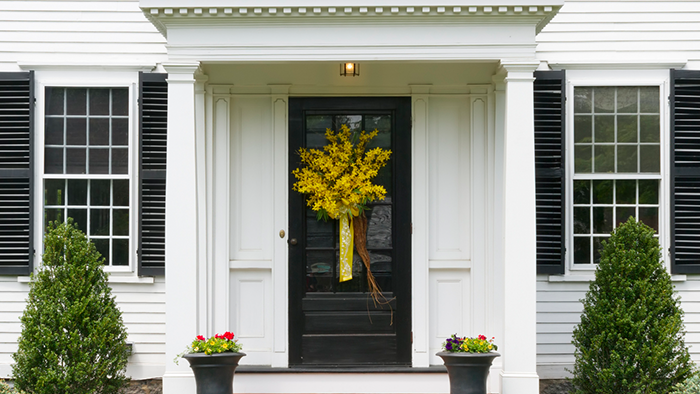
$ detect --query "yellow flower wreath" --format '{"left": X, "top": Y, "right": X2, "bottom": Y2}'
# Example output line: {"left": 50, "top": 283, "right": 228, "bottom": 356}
{"left": 292, "top": 124, "right": 391, "bottom": 291}
{"left": 292, "top": 124, "right": 391, "bottom": 221}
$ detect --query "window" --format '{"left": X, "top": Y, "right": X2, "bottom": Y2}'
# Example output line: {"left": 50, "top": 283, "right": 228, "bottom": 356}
{"left": 42, "top": 87, "right": 131, "bottom": 267}
{"left": 571, "top": 86, "right": 662, "bottom": 266}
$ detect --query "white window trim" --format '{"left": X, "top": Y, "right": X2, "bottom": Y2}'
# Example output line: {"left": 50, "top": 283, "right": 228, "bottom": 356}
{"left": 31, "top": 71, "right": 140, "bottom": 276}
{"left": 557, "top": 69, "right": 672, "bottom": 279}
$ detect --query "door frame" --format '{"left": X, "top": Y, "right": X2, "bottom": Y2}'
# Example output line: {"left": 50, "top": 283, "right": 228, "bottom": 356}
{"left": 287, "top": 97, "right": 412, "bottom": 366}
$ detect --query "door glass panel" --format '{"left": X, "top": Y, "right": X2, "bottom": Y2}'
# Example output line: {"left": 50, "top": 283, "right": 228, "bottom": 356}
{"left": 333, "top": 115, "right": 362, "bottom": 132}
{"left": 303, "top": 113, "right": 394, "bottom": 294}
{"left": 306, "top": 250, "right": 334, "bottom": 293}
{"left": 305, "top": 115, "right": 332, "bottom": 148}
{"left": 366, "top": 204, "right": 392, "bottom": 249}
{"left": 306, "top": 210, "right": 334, "bottom": 248}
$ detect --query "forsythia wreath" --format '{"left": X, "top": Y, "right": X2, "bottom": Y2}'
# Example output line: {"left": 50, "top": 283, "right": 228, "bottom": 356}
{"left": 292, "top": 124, "right": 391, "bottom": 302}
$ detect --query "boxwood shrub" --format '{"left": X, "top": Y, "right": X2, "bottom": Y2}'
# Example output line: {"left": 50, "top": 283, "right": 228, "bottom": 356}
{"left": 571, "top": 218, "right": 692, "bottom": 393}
{"left": 12, "top": 220, "right": 129, "bottom": 394}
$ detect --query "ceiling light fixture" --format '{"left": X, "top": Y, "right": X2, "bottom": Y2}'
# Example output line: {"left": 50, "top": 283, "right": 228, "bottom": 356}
{"left": 340, "top": 62, "right": 359, "bottom": 77}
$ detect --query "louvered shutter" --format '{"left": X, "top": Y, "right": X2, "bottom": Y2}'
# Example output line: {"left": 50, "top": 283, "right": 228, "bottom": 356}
{"left": 0, "top": 72, "right": 34, "bottom": 275}
{"left": 671, "top": 70, "right": 700, "bottom": 274}
{"left": 534, "top": 70, "right": 566, "bottom": 275}
{"left": 138, "top": 73, "right": 167, "bottom": 276}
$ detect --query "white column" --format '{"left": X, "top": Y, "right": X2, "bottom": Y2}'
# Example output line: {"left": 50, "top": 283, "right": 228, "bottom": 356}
{"left": 162, "top": 62, "right": 201, "bottom": 394}
{"left": 498, "top": 61, "right": 540, "bottom": 394}
{"left": 194, "top": 72, "right": 211, "bottom": 337}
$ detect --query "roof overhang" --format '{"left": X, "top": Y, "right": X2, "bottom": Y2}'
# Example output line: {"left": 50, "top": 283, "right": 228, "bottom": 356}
{"left": 140, "top": 1, "right": 563, "bottom": 63}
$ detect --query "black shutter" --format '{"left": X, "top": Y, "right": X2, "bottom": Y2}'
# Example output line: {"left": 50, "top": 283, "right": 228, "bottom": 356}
{"left": 671, "top": 69, "right": 700, "bottom": 274}
{"left": 0, "top": 72, "right": 34, "bottom": 275}
{"left": 534, "top": 70, "right": 566, "bottom": 275}
{"left": 138, "top": 73, "right": 167, "bottom": 276}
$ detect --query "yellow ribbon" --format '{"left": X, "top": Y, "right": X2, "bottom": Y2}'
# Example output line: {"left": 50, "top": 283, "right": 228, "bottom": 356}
{"left": 339, "top": 214, "right": 353, "bottom": 282}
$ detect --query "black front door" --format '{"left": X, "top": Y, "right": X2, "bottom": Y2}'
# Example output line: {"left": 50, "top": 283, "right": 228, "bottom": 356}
{"left": 288, "top": 97, "right": 411, "bottom": 366}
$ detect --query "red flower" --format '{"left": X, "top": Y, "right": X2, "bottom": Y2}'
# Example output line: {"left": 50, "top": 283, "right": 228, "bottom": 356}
{"left": 478, "top": 335, "right": 486, "bottom": 341}
{"left": 196, "top": 335, "right": 205, "bottom": 341}
{"left": 214, "top": 333, "right": 222, "bottom": 339}
{"left": 223, "top": 331, "right": 234, "bottom": 340}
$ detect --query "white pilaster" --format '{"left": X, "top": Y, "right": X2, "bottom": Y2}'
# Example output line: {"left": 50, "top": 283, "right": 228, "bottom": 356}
{"left": 271, "top": 84, "right": 290, "bottom": 368}
{"left": 162, "top": 62, "right": 201, "bottom": 394}
{"left": 210, "top": 88, "right": 231, "bottom": 336}
{"left": 410, "top": 85, "right": 430, "bottom": 368}
{"left": 498, "top": 61, "right": 540, "bottom": 394}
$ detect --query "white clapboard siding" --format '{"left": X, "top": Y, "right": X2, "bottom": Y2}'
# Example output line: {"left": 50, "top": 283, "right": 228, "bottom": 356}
{"left": 536, "top": 276, "right": 584, "bottom": 377}
{"left": 0, "top": 276, "right": 166, "bottom": 380}
{"left": 111, "top": 278, "right": 166, "bottom": 378}
{"left": 0, "top": 1, "right": 166, "bottom": 66}
{"left": 537, "top": 275, "right": 700, "bottom": 378}
{"left": 537, "top": 1, "right": 700, "bottom": 64}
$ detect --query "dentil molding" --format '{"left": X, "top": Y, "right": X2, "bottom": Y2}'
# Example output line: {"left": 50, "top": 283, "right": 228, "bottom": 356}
{"left": 141, "top": 4, "right": 562, "bottom": 37}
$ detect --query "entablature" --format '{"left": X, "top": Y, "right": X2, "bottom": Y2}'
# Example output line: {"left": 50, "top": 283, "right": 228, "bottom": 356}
{"left": 140, "top": 2, "right": 563, "bottom": 62}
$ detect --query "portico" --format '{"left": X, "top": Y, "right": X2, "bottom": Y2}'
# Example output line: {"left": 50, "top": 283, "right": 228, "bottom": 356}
{"left": 139, "top": 2, "right": 563, "bottom": 393}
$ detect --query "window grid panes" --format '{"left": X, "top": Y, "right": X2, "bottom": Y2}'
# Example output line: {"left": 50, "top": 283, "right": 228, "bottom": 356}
{"left": 572, "top": 86, "right": 661, "bottom": 266}
{"left": 573, "top": 86, "right": 660, "bottom": 174}
{"left": 43, "top": 87, "right": 130, "bottom": 267}
{"left": 44, "top": 179, "right": 130, "bottom": 266}
{"left": 572, "top": 179, "right": 659, "bottom": 265}
{"left": 44, "top": 88, "right": 129, "bottom": 175}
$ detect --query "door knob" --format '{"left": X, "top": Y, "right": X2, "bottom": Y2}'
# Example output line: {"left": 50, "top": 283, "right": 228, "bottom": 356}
{"left": 288, "top": 238, "right": 298, "bottom": 245}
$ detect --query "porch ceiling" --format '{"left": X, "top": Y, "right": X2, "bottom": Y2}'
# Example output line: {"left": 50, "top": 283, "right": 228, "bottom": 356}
{"left": 140, "top": 2, "right": 563, "bottom": 63}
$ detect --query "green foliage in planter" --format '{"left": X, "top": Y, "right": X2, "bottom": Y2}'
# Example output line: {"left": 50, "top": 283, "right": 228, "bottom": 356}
{"left": 571, "top": 218, "right": 692, "bottom": 394}
{"left": 12, "top": 220, "right": 130, "bottom": 394}
{"left": 672, "top": 370, "right": 700, "bottom": 394}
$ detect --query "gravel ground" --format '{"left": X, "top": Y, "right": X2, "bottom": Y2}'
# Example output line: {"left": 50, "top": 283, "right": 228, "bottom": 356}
{"left": 540, "top": 379, "right": 573, "bottom": 394}
{"left": 120, "top": 379, "right": 162, "bottom": 394}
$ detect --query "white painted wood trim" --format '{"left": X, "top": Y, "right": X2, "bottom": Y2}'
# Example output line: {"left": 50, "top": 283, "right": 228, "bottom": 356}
{"left": 411, "top": 86, "right": 430, "bottom": 368}
{"left": 162, "top": 62, "right": 201, "bottom": 383}
{"left": 195, "top": 73, "right": 209, "bottom": 336}
{"left": 271, "top": 85, "right": 290, "bottom": 367}
{"left": 499, "top": 61, "right": 539, "bottom": 394}
{"left": 211, "top": 91, "right": 232, "bottom": 335}
{"left": 471, "top": 95, "right": 488, "bottom": 337}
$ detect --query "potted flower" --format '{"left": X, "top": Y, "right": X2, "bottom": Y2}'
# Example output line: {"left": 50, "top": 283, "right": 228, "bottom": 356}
{"left": 436, "top": 334, "right": 500, "bottom": 394}
{"left": 176, "top": 332, "right": 245, "bottom": 394}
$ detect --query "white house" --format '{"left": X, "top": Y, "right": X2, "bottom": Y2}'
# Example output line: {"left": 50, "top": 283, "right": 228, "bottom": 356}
{"left": 0, "top": 1, "right": 699, "bottom": 394}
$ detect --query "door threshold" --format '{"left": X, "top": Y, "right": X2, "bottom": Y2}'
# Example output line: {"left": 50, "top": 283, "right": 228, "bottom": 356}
{"left": 236, "top": 365, "right": 446, "bottom": 373}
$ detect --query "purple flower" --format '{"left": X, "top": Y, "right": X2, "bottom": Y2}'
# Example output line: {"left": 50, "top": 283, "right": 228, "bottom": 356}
{"left": 445, "top": 343, "right": 452, "bottom": 351}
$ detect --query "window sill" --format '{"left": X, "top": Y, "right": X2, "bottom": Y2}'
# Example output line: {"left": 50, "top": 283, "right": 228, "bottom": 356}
{"left": 18, "top": 275, "right": 155, "bottom": 284}
{"left": 547, "top": 274, "right": 595, "bottom": 283}
{"left": 548, "top": 274, "right": 687, "bottom": 283}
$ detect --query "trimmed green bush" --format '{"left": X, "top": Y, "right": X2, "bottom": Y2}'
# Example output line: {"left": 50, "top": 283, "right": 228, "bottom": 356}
{"left": 571, "top": 218, "right": 692, "bottom": 393}
{"left": 12, "top": 220, "right": 130, "bottom": 394}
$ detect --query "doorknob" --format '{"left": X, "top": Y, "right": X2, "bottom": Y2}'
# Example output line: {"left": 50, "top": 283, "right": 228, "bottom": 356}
{"left": 288, "top": 238, "right": 298, "bottom": 246}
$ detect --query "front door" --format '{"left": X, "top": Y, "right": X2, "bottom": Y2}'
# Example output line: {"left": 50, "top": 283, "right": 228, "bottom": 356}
{"left": 288, "top": 97, "right": 411, "bottom": 366}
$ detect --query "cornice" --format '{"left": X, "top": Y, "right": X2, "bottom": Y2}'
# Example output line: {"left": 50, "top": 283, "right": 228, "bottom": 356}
{"left": 17, "top": 62, "right": 156, "bottom": 72}
{"left": 142, "top": 5, "right": 561, "bottom": 37}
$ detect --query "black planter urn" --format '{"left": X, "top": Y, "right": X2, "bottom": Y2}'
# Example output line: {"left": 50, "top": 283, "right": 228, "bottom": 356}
{"left": 183, "top": 352, "right": 246, "bottom": 394}
{"left": 436, "top": 352, "right": 500, "bottom": 394}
